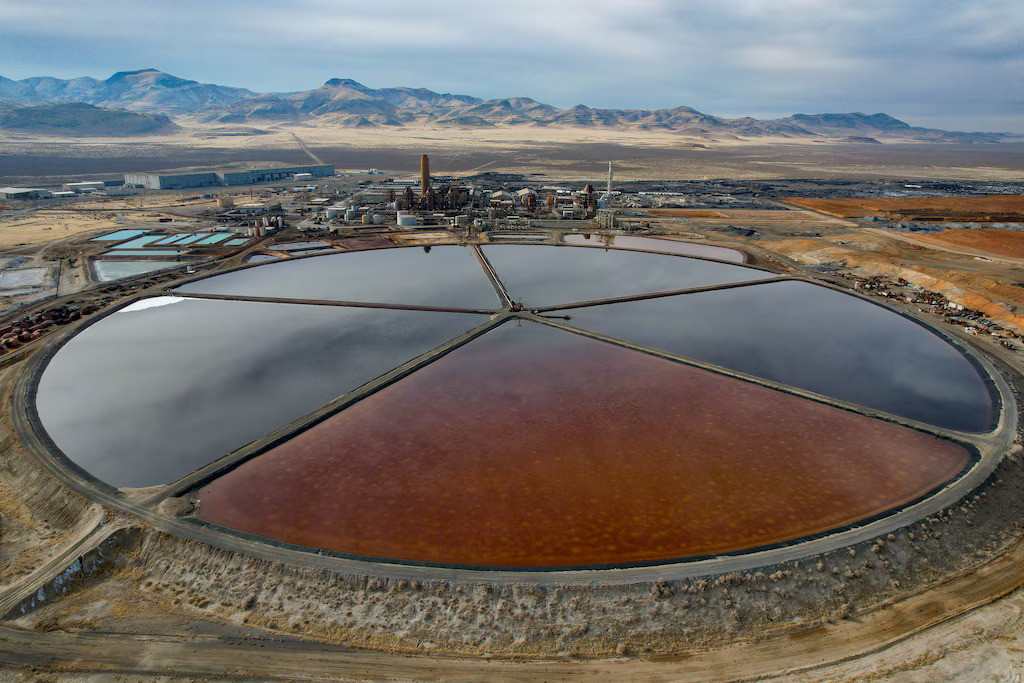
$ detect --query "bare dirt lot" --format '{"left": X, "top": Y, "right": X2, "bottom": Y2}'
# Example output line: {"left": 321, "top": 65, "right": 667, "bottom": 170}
{"left": 784, "top": 195, "right": 1024, "bottom": 222}
{"left": 0, "top": 211, "right": 140, "bottom": 249}
{"left": 896, "top": 228, "right": 1024, "bottom": 261}
{"left": 652, "top": 208, "right": 857, "bottom": 234}
{"left": 647, "top": 209, "right": 726, "bottom": 218}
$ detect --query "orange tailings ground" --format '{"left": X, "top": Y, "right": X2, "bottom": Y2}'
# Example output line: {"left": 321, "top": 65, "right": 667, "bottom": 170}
{"left": 199, "top": 323, "right": 969, "bottom": 567}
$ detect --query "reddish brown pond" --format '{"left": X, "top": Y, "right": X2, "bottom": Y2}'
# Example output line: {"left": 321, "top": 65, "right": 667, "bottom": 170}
{"left": 198, "top": 321, "right": 971, "bottom": 567}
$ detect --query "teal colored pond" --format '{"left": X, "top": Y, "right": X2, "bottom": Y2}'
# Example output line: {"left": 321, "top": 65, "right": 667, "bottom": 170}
{"left": 194, "top": 233, "right": 232, "bottom": 245}
{"left": 111, "top": 235, "right": 167, "bottom": 249}
{"left": 151, "top": 234, "right": 190, "bottom": 245}
{"left": 174, "top": 234, "right": 212, "bottom": 245}
{"left": 91, "top": 229, "right": 147, "bottom": 242}
{"left": 104, "top": 250, "right": 181, "bottom": 256}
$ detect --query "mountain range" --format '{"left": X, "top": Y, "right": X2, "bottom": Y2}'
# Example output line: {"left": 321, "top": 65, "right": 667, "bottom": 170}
{"left": 0, "top": 68, "right": 1011, "bottom": 143}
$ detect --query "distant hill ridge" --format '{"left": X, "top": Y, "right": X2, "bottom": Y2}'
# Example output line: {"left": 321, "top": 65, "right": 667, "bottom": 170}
{"left": 0, "top": 68, "right": 1011, "bottom": 142}
{"left": 0, "top": 101, "right": 177, "bottom": 136}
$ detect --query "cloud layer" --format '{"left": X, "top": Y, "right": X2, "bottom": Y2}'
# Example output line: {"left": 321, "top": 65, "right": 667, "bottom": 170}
{"left": 1, "top": 0, "right": 1020, "bottom": 131}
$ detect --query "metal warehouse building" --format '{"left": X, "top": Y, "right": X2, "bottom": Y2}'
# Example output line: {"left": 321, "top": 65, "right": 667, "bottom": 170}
{"left": 0, "top": 187, "right": 53, "bottom": 200}
{"left": 124, "top": 164, "right": 334, "bottom": 190}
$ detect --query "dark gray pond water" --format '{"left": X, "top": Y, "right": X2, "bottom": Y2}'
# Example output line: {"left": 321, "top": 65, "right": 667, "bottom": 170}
{"left": 35, "top": 297, "right": 481, "bottom": 487}
{"left": 562, "top": 235, "right": 746, "bottom": 262}
{"left": 92, "top": 260, "right": 182, "bottom": 282}
{"left": 175, "top": 246, "right": 500, "bottom": 309}
{"left": 482, "top": 245, "right": 768, "bottom": 308}
{"left": 559, "top": 280, "right": 994, "bottom": 431}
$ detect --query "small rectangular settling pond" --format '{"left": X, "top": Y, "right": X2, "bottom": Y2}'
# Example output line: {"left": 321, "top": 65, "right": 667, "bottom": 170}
{"left": 173, "top": 234, "right": 212, "bottom": 245}
{"left": 103, "top": 250, "right": 181, "bottom": 256}
{"left": 111, "top": 235, "right": 168, "bottom": 249}
{"left": 194, "top": 233, "right": 232, "bottom": 245}
{"left": 91, "top": 229, "right": 147, "bottom": 241}
{"left": 92, "top": 260, "right": 181, "bottom": 282}
{"left": 151, "top": 234, "right": 190, "bottom": 245}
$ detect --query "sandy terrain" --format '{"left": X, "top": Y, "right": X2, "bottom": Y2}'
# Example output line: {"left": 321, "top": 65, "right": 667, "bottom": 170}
{"left": 0, "top": 211, "right": 148, "bottom": 249}
{"left": 8, "top": 531, "right": 1024, "bottom": 683}
{"left": 3, "top": 122, "right": 1024, "bottom": 184}
{"left": 0, "top": 196, "right": 223, "bottom": 250}
{"left": 71, "top": 195, "right": 224, "bottom": 210}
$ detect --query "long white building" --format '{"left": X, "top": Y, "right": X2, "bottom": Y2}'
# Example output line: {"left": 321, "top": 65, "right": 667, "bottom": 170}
{"left": 124, "top": 164, "right": 334, "bottom": 190}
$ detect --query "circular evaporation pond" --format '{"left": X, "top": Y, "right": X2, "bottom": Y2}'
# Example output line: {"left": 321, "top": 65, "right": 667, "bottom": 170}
{"left": 33, "top": 243, "right": 998, "bottom": 569}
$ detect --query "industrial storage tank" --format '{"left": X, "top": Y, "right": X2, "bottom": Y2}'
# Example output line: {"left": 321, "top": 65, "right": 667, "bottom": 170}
{"left": 372, "top": 214, "right": 383, "bottom": 224}
{"left": 361, "top": 214, "right": 373, "bottom": 225}
{"left": 397, "top": 215, "right": 418, "bottom": 227}
{"left": 454, "top": 215, "right": 470, "bottom": 227}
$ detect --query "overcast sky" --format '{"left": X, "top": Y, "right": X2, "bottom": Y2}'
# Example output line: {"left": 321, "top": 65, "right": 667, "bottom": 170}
{"left": 1, "top": 0, "right": 1021, "bottom": 132}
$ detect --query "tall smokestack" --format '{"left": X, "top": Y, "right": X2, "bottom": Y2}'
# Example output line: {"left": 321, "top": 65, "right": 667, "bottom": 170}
{"left": 420, "top": 154, "right": 431, "bottom": 198}
{"left": 604, "top": 160, "right": 613, "bottom": 207}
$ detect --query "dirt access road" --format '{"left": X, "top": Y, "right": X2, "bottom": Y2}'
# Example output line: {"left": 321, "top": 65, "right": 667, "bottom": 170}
{"left": 5, "top": 513, "right": 1024, "bottom": 681}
